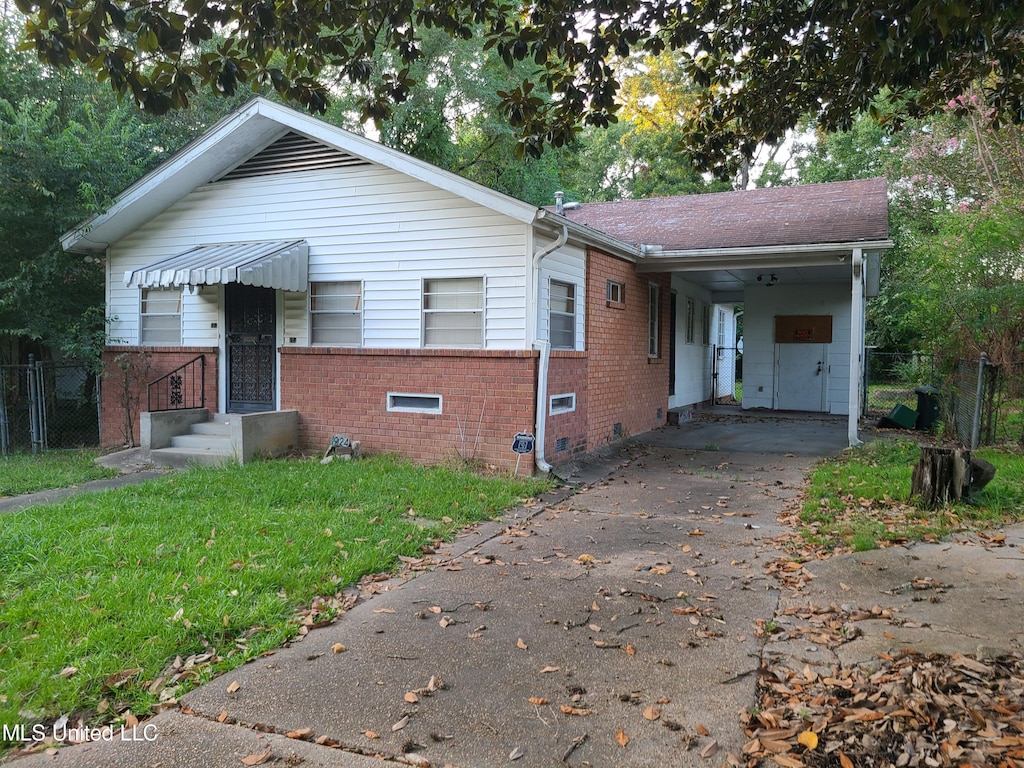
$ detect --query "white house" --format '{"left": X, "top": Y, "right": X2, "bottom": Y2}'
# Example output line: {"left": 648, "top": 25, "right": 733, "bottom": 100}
{"left": 60, "top": 97, "right": 890, "bottom": 469}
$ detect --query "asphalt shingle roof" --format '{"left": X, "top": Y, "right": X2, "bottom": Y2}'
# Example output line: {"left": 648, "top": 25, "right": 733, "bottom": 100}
{"left": 559, "top": 177, "right": 889, "bottom": 251}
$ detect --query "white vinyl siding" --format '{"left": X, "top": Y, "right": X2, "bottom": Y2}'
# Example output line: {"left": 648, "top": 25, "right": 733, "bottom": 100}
{"left": 139, "top": 288, "right": 181, "bottom": 345}
{"left": 549, "top": 280, "right": 576, "bottom": 350}
{"left": 105, "top": 163, "right": 530, "bottom": 347}
{"left": 310, "top": 281, "right": 361, "bottom": 346}
{"left": 423, "top": 277, "right": 484, "bottom": 347}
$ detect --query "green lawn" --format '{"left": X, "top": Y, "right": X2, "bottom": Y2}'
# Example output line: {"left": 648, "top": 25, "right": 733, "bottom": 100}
{"left": 0, "top": 456, "right": 545, "bottom": 741}
{"left": 797, "top": 438, "right": 1024, "bottom": 552}
{"left": 0, "top": 450, "right": 118, "bottom": 497}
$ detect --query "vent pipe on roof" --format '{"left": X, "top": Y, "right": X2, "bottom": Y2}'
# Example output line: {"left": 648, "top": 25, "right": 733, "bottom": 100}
{"left": 554, "top": 191, "right": 564, "bottom": 215}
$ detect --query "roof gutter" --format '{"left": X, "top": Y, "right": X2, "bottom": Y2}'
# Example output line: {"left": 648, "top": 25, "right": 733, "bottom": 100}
{"left": 530, "top": 213, "right": 569, "bottom": 475}
{"left": 636, "top": 240, "right": 893, "bottom": 271}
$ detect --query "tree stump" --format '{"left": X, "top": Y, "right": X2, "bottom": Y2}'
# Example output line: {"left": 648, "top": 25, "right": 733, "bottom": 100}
{"left": 910, "top": 446, "right": 971, "bottom": 509}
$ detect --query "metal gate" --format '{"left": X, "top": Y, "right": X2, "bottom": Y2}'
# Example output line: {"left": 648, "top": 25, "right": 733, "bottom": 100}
{"left": 712, "top": 346, "right": 740, "bottom": 404}
{"left": 0, "top": 356, "right": 99, "bottom": 455}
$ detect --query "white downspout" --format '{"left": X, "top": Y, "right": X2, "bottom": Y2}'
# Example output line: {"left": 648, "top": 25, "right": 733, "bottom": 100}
{"left": 532, "top": 215, "right": 568, "bottom": 474}
{"left": 848, "top": 248, "right": 864, "bottom": 447}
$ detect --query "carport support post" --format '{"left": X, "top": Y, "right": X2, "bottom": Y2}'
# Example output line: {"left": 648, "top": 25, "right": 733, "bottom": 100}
{"left": 848, "top": 248, "right": 864, "bottom": 447}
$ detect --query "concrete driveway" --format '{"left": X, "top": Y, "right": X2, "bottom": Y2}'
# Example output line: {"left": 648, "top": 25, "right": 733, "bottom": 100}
{"left": 9, "top": 412, "right": 1022, "bottom": 768}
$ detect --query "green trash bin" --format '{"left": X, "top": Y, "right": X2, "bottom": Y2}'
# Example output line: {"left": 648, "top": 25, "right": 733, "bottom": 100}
{"left": 887, "top": 403, "right": 919, "bottom": 429}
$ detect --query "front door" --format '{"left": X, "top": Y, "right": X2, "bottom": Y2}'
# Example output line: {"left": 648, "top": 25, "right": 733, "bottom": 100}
{"left": 775, "top": 343, "right": 827, "bottom": 412}
{"left": 225, "top": 283, "right": 276, "bottom": 413}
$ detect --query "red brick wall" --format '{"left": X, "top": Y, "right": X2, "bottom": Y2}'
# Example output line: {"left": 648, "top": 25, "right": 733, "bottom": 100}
{"left": 585, "top": 249, "right": 670, "bottom": 449}
{"left": 100, "top": 347, "right": 219, "bottom": 447}
{"left": 545, "top": 351, "right": 588, "bottom": 459}
{"left": 280, "top": 348, "right": 538, "bottom": 473}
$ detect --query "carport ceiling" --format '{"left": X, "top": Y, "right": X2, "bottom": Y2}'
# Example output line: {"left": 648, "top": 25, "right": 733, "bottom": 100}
{"left": 678, "top": 263, "right": 851, "bottom": 293}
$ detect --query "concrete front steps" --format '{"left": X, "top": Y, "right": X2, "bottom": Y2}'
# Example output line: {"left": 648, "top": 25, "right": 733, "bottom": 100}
{"left": 150, "top": 414, "right": 234, "bottom": 467}
{"left": 141, "top": 409, "right": 299, "bottom": 468}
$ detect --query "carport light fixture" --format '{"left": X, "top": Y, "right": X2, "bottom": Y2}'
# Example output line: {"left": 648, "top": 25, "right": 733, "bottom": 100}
{"left": 757, "top": 273, "right": 778, "bottom": 287}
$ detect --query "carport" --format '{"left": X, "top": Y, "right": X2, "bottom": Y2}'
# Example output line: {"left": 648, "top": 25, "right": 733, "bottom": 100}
{"left": 560, "top": 178, "right": 892, "bottom": 448}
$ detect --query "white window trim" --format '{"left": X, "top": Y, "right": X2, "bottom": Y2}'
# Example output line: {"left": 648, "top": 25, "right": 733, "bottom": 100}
{"left": 648, "top": 283, "right": 660, "bottom": 358}
{"left": 422, "top": 276, "right": 485, "bottom": 348}
{"left": 549, "top": 278, "right": 577, "bottom": 350}
{"left": 549, "top": 392, "right": 577, "bottom": 415}
{"left": 606, "top": 280, "right": 624, "bottom": 304}
{"left": 387, "top": 392, "right": 443, "bottom": 414}
{"left": 139, "top": 287, "right": 182, "bottom": 346}
{"left": 309, "top": 280, "right": 363, "bottom": 347}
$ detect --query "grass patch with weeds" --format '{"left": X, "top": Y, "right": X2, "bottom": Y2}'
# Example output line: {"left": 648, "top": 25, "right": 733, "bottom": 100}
{"left": 0, "top": 451, "right": 118, "bottom": 497}
{"left": 793, "top": 438, "right": 1024, "bottom": 553}
{"left": 0, "top": 455, "right": 546, "bottom": 741}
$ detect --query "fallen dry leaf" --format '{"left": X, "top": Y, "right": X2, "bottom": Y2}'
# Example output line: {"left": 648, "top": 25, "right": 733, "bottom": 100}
{"left": 528, "top": 697, "right": 549, "bottom": 706}
{"left": 509, "top": 746, "right": 524, "bottom": 760}
{"left": 560, "top": 705, "right": 592, "bottom": 716}
{"left": 286, "top": 728, "right": 313, "bottom": 740}
{"left": 696, "top": 723, "right": 709, "bottom": 736}
{"left": 240, "top": 751, "right": 272, "bottom": 766}
{"left": 624, "top": 644, "right": 636, "bottom": 656}
{"left": 700, "top": 740, "right": 719, "bottom": 758}
{"left": 642, "top": 706, "right": 661, "bottom": 722}
{"left": 392, "top": 715, "right": 409, "bottom": 731}
{"left": 331, "top": 643, "right": 347, "bottom": 654}
{"left": 226, "top": 680, "right": 241, "bottom": 694}
{"left": 796, "top": 730, "right": 818, "bottom": 750}
{"left": 404, "top": 692, "right": 419, "bottom": 704}
{"left": 517, "top": 638, "right": 528, "bottom": 650}
{"left": 616, "top": 728, "right": 630, "bottom": 747}
{"left": 363, "top": 730, "right": 379, "bottom": 739}
{"left": 838, "top": 751, "right": 853, "bottom": 768}
{"left": 539, "top": 666, "right": 560, "bottom": 674}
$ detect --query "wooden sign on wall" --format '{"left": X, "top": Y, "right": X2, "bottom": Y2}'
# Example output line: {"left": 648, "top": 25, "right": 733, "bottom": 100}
{"left": 775, "top": 315, "right": 833, "bottom": 344}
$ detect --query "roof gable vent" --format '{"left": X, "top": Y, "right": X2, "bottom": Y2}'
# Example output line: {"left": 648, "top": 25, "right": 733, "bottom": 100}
{"left": 215, "top": 132, "right": 371, "bottom": 182}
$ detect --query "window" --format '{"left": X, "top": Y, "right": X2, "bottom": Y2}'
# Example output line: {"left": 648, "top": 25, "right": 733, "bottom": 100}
{"left": 685, "top": 297, "right": 695, "bottom": 344}
{"left": 387, "top": 393, "right": 442, "bottom": 414}
{"left": 140, "top": 288, "right": 181, "bottom": 345}
{"left": 606, "top": 280, "right": 624, "bottom": 304}
{"left": 423, "top": 278, "right": 483, "bottom": 347}
{"left": 310, "top": 281, "right": 361, "bottom": 346}
{"left": 701, "top": 303, "right": 711, "bottom": 346}
{"left": 648, "top": 283, "right": 660, "bottom": 357}
{"left": 549, "top": 393, "right": 576, "bottom": 415}
{"left": 549, "top": 280, "right": 576, "bottom": 350}
{"left": 717, "top": 308, "right": 726, "bottom": 349}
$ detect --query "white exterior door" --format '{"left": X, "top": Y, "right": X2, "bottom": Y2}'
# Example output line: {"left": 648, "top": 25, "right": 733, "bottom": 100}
{"left": 775, "top": 343, "right": 827, "bottom": 412}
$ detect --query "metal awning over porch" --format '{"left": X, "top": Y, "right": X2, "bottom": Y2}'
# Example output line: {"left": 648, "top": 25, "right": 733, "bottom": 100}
{"left": 125, "top": 240, "right": 308, "bottom": 292}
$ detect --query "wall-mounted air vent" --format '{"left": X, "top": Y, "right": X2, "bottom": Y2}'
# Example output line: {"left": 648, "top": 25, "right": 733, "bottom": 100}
{"left": 216, "top": 132, "right": 370, "bottom": 182}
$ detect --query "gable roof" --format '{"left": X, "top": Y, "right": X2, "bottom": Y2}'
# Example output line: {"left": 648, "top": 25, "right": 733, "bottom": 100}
{"left": 61, "top": 97, "right": 540, "bottom": 253}
{"left": 559, "top": 178, "right": 889, "bottom": 253}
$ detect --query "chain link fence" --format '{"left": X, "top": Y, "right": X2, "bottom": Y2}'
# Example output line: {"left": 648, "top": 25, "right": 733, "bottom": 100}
{"left": 712, "top": 346, "right": 741, "bottom": 404}
{"left": 865, "top": 350, "right": 1022, "bottom": 448}
{"left": 952, "top": 356, "right": 1024, "bottom": 448}
{"left": 863, "top": 351, "right": 938, "bottom": 415}
{"left": 0, "top": 357, "right": 100, "bottom": 456}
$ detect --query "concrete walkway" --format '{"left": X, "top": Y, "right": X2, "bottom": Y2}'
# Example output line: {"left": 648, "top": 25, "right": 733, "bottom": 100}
{"left": 6, "top": 417, "right": 1023, "bottom": 767}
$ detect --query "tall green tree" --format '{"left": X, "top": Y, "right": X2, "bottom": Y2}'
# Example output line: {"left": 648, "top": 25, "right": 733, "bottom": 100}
{"left": 15, "top": 0, "right": 1024, "bottom": 174}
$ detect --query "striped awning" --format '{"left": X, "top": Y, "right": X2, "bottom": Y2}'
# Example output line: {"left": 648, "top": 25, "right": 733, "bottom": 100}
{"left": 125, "top": 240, "right": 308, "bottom": 292}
